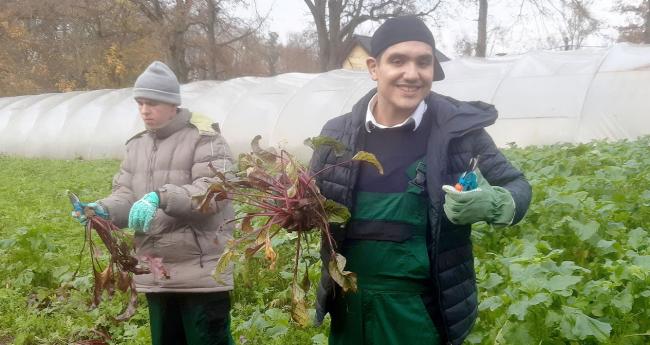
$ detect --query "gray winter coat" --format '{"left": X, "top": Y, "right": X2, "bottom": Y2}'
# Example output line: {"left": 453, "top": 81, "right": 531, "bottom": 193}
{"left": 310, "top": 90, "right": 532, "bottom": 345}
{"left": 99, "top": 109, "right": 235, "bottom": 293}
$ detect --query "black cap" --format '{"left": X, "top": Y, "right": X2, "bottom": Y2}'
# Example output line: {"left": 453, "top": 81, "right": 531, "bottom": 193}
{"left": 371, "top": 15, "right": 445, "bottom": 81}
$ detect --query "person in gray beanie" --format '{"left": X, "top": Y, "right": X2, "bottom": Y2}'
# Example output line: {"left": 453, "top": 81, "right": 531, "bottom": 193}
{"left": 72, "top": 61, "right": 236, "bottom": 345}
{"left": 310, "top": 15, "right": 531, "bottom": 345}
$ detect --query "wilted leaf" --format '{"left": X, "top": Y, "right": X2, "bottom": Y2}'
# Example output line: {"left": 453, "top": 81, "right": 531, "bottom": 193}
{"left": 304, "top": 136, "right": 346, "bottom": 156}
{"left": 245, "top": 242, "right": 265, "bottom": 258}
{"left": 265, "top": 234, "right": 278, "bottom": 270}
{"left": 247, "top": 168, "right": 277, "bottom": 190}
{"left": 238, "top": 153, "right": 257, "bottom": 172}
{"left": 328, "top": 253, "right": 357, "bottom": 293}
{"left": 291, "top": 282, "right": 310, "bottom": 327}
{"left": 242, "top": 216, "right": 254, "bottom": 233}
{"left": 194, "top": 183, "right": 228, "bottom": 213}
{"left": 92, "top": 265, "right": 113, "bottom": 307}
{"left": 251, "top": 135, "right": 277, "bottom": 163}
{"left": 115, "top": 279, "right": 139, "bottom": 321}
{"left": 81, "top": 214, "right": 153, "bottom": 320}
{"left": 287, "top": 182, "right": 299, "bottom": 199}
{"left": 116, "top": 271, "right": 131, "bottom": 292}
{"left": 352, "top": 151, "right": 384, "bottom": 175}
{"left": 97, "top": 265, "right": 113, "bottom": 292}
{"left": 323, "top": 200, "right": 351, "bottom": 224}
{"left": 213, "top": 250, "right": 235, "bottom": 280}
{"left": 301, "top": 271, "right": 311, "bottom": 294}
{"left": 285, "top": 157, "right": 300, "bottom": 182}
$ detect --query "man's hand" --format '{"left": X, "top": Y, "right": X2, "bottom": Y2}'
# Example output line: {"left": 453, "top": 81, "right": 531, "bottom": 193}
{"left": 442, "top": 170, "right": 515, "bottom": 225}
{"left": 128, "top": 192, "right": 160, "bottom": 233}
{"left": 71, "top": 202, "right": 109, "bottom": 225}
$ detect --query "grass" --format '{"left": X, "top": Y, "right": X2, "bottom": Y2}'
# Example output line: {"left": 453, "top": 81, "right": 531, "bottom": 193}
{"left": 0, "top": 156, "right": 327, "bottom": 344}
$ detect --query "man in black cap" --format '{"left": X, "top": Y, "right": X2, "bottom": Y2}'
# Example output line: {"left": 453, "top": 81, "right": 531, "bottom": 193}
{"left": 310, "top": 16, "right": 531, "bottom": 345}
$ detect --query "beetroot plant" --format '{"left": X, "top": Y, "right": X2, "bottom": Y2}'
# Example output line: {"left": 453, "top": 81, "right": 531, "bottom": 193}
{"left": 74, "top": 207, "right": 168, "bottom": 320}
{"left": 196, "top": 136, "right": 383, "bottom": 325}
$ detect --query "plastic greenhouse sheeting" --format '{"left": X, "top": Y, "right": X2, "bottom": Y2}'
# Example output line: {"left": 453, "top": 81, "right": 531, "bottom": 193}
{"left": 1, "top": 43, "right": 649, "bottom": 161}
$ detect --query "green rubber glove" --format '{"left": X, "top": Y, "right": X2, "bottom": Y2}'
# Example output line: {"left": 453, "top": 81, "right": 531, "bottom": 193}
{"left": 71, "top": 202, "right": 109, "bottom": 225}
{"left": 442, "top": 170, "right": 515, "bottom": 225}
{"left": 128, "top": 192, "right": 159, "bottom": 233}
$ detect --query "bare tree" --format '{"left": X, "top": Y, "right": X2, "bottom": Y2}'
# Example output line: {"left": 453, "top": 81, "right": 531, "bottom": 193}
{"left": 265, "top": 32, "right": 280, "bottom": 76}
{"left": 476, "top": 0, "right": 488, "bottom": 56}
{"left": 303, "top": 0, "right": 443, "bottom": 71}
{"left": 128, "top": 0, "right": 191, "bottom": 80}
{"left": 277, "top": 31, "right": 321, "bottom": 73}
{"left": 528, "top": 0, "right": 600, "bottom": 50}
{"left": 129, "top": 0, "right": 266, "bottom": 82}
{"left": 454, "top": 36, "right": 475, "bottom": 57}
{"left": 616, "top": 0, "right": 650, "bottom": 43}
{"left": 200, "top": 0, "right": 266, "bottom": 79}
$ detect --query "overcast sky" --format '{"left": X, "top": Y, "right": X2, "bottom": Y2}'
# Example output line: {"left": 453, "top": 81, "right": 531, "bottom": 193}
{"left": 246, "top": 0, "right": 626, "bottom": 58}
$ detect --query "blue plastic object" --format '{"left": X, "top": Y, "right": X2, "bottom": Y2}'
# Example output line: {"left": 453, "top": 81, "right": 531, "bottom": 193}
{"left": 457, "top": 171, "right": 478, "bottom": 191}
{"left": 68, "top": 191, "right": 86, "bottom": 218}
{"left": 456, "top": 156, "right": 480, "bottom": 191}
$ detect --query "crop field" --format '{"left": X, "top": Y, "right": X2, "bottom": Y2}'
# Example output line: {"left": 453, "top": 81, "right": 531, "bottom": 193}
{"left": 0, "top": 137, "right": 649, "bottom": 345}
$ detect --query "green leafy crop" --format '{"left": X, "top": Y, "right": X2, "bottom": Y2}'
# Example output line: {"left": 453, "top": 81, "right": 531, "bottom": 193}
{"left": 0, "top": 136, "right": 649, "bottom": 344}
{"left": 469, "top": 137, "right": 650, "bottom": 345}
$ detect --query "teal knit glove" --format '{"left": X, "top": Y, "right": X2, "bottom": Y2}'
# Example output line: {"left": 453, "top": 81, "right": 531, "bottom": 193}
{"left": 128, "top": 192, "right": 159, "bottom": 233}
{"left": 442, "top": 170, "right": 515, "bottom": 225}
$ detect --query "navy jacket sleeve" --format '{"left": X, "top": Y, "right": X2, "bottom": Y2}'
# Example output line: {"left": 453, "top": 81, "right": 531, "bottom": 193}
{"left": 472, "top": 129, "right": 532, "bottom": 224}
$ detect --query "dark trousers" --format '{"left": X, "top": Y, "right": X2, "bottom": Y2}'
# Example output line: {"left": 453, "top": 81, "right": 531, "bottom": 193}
{"left": 146, "top": 292, "right": 234, "bottom": 345}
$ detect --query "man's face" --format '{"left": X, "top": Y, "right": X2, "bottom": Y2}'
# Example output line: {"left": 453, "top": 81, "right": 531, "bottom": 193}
{"left": 136, "top": 98, "right": 178, "bottom": 129}
{"left": 367, "top": 41, "right": 434, "bottom": 119}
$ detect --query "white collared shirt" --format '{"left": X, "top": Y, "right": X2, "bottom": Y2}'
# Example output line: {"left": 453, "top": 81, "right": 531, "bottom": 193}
{"left": 364, "top": 94, "right": 428, "bottom": 132}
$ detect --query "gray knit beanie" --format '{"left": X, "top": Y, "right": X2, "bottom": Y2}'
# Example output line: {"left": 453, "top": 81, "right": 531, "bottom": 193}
{"left": 133, "top": 61, "right": 181, "bottom": 105}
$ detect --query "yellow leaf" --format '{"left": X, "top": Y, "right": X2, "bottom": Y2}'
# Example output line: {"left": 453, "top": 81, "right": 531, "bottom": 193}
{"left": 352, "top": 151, "right": 384, "bottom": 175}
{"left": 285, "top": 158, "right": 301, "bottom": 198}
{"left": 264, "top": 233, "right": 277, "bottom": 269}
{"left": 212, "top": 249, "right": 235, "bottom": 283}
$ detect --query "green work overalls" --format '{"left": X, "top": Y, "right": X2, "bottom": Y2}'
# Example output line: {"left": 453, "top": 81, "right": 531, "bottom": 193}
{"left": 147, "top": 291, "right": 235, "bottom": 345}
{"left": 329, "top": 161, "right": 440, "bottom": 345}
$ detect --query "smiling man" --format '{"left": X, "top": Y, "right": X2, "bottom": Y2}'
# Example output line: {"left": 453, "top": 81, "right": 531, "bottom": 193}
{"left": 310, "top": 16, "right": 532, "bottom": 345}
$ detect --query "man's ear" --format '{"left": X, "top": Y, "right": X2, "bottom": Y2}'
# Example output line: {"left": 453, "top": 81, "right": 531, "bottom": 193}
{"left": 366, "top": 57, "right": 378, "bottom": 81}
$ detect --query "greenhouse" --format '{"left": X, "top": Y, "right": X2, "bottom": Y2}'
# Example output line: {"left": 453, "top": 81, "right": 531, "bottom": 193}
{"left": 0, "top": 43, "right": 649, "bottom": 161}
